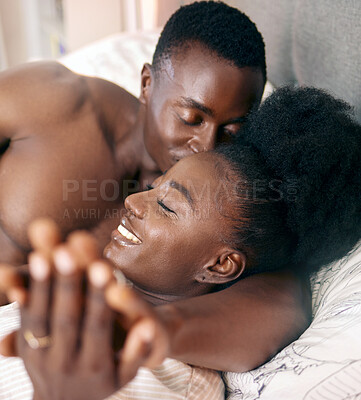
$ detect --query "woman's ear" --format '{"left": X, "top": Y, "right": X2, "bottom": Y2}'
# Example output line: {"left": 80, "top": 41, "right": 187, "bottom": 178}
{"left": 139, "top": 63, "right": 152, "bottom": 105}
{"left": 195, "top": 252, "right": 246, "bottom": 285}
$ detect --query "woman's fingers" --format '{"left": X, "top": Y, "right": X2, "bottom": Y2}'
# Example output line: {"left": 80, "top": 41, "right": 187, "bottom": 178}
{"left": 49, "top": 246, "right": 83, "bottom": 370}
{"left": 16, "top": 252, "right": 52, "bottom": 368}
{"left": 105, "top": 282, "right": 169, "bottom": 378}
{"left": 0, "top": 264, "right": 28, "bottom": 305}
{"left": 117, "top": 318, "right": 154, "bottom": 385}
{"left": 67, "top": 231, "right": 101, "bottom": 268}
{"left": 79, "top": 261, "right": 114, "bottom": 369}
{"left": 27, "top": 218, "right": 61, "bottom": 256}
{"left": 140, "top": 321, "right": 169, "bottom": 369}
{"left": 118, "top": 319, "right": 152, "bottom": 386}
{"left": 23, "top": 252, "right": 52, "bottom": 339}
{"left": 105, "top": 282, "right": 152, "bottom": 324}
{"left": 0, "top": 331, "right": 18, "bottom": 357}
{"left": 117, "top": 317, "right": 169, "bottom": 384}
{"left": 0, "top": 264, "right": 24, "bottom": 288}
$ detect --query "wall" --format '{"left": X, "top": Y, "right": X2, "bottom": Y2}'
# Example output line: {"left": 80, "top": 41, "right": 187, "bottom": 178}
{"left": 1, "top": 0, "right": 234, "bottom": 68}
{"left": 0, "top": 0, "right": 28, "bottom": 67}
{"left": 63, "top": 0, "right": 121, "bottom": 52}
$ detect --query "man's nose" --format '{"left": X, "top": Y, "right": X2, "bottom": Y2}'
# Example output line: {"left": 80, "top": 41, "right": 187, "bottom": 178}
{"left": 124, "top": 193, "right": 147, "bottom": 219}
{"left": 188, "top": 126, "right": 217, "bottom": 153}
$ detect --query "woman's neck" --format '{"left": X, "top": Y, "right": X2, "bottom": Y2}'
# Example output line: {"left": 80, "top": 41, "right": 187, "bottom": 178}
{"left": 132, "top": 284, "right": 188, "bottom": 306}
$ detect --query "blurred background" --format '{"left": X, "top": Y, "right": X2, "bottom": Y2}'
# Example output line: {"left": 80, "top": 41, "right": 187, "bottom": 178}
{"left": 0, "top": 0, "right": 242, "bottom": 70}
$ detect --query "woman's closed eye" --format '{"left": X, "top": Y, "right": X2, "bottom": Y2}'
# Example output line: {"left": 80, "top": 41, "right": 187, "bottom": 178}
{"left": 157, "top": 199, "right": 177, "bottom": 216}
{"left": 147, "top": 185, "right": 177, "bottom": 217}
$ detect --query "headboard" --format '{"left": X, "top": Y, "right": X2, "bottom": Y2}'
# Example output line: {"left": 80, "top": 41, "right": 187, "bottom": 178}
{"left": 236, "top": 0, "right": 361, "bottom": 122}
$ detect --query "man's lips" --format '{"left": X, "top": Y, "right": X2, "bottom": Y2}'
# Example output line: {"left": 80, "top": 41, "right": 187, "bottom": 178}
{"left": 111, "top": 219, "right": 142, "bottom": 246}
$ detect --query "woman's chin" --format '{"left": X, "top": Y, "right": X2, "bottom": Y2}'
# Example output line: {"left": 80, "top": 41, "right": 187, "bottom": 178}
{"left": 103, "top": 241, "right": 124, "bottom": 266}
{"left": 103, "top": 242, "right": 112, "bottom": 260}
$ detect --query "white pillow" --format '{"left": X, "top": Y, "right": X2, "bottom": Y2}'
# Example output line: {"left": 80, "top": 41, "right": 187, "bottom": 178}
{"left": 224, "top": 245, "right": 361, "bottom": 399}
{"left": 60, "top": 30, "right": 160, "bottom": 97}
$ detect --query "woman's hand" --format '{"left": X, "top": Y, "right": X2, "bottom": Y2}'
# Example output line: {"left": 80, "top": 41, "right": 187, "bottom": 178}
{"left": 0, "top": 219, "right": 170, "bottom": 400}
{"left": 21, "top": 254, "right": 118, "bottom": 400}
{"left": 104, "top": 282, "right": 171, "bottom": 385}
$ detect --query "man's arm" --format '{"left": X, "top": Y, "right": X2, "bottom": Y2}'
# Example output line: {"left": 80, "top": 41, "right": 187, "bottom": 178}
{"left": 156, "top": 270, "right": 311, "bottom": 371}
{"left": 105, "top": 269, "right": 311, "bottom": 373}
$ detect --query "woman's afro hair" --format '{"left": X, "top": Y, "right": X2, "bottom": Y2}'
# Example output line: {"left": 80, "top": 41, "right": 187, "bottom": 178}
{"left": 239, "top": 86, "right": 361, "bottom": 274}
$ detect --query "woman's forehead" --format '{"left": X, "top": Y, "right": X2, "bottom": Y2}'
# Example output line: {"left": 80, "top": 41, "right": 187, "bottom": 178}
{"left": 166, "top": 153, "right": 234, "bottom": 205}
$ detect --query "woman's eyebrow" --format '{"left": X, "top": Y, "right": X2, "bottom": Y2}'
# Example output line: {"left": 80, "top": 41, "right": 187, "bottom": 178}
{"left": 169, "top": 180, "right": 194, "bottom": 208}
{"left": 175, "top": 97, "right": 214, "bottom": 117}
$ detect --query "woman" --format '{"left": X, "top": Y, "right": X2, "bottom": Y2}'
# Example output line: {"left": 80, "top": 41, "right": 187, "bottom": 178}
{"left": 1, "top": 86, "right": 361, "bottom": 399}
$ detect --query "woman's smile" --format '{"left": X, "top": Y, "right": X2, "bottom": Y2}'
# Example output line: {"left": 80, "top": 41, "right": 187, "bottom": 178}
{"left": 110, "top": 218, "right": 142, "bottom": 247}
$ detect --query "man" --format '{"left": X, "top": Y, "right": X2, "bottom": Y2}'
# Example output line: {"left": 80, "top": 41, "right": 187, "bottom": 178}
{"left": 0, "top": 1, "right": 264, "bottom": 266}
{"left": 0, "top": 2, "right": 309, "bottom": 397}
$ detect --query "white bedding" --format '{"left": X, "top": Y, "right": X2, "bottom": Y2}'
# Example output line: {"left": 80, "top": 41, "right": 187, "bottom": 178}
{"left": 225, "top": 246, "right": 361, "bottom": 399}
{"left": 60, "top": 30, "right": 161, "bottom": 97}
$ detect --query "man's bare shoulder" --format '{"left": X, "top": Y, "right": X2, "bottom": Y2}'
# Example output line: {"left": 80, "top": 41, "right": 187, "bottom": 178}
{"left": 0, "top": 60, "right": 70, "bottom": 81}
{"left": 0, "top": 61, "right": 137, "bottom": 138}
{"left": 0, "top": 62, "right": 85, "bottom": 132}
{"left": 0, "top": 61, "right": 83, "bottom": 100}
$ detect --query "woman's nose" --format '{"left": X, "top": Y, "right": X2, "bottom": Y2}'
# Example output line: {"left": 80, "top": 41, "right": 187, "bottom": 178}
{"left": 124, "top": 192, "right": 147, "bottom": 219}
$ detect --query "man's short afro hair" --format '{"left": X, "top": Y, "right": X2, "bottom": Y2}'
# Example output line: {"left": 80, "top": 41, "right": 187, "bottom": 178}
{"left": 152, "top": 1, "right": 266, "bottom": 82}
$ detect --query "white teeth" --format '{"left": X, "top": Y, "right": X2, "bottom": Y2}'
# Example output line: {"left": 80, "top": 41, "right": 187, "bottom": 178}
{"left": 117, "top": 224, "right": 141, "bottom": 244}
